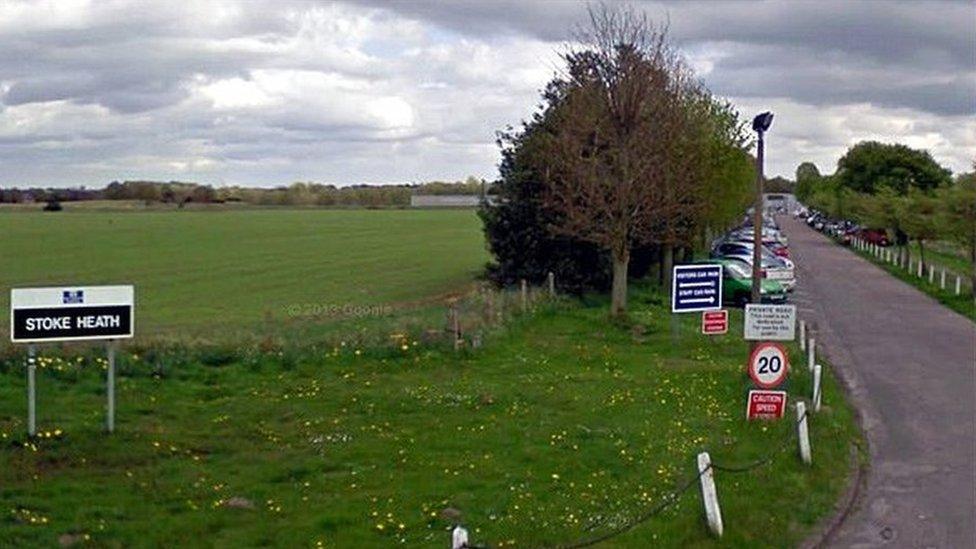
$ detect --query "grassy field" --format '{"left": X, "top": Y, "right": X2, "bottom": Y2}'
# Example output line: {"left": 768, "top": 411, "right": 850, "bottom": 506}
{"left": 851, "top": 242, "right": 975, "bottom": 321}
{"left": 0, "top": 209, "right": 488, "bottom": 341}
{"left": 0, "top": 285, "right": 861, "bottom": 547}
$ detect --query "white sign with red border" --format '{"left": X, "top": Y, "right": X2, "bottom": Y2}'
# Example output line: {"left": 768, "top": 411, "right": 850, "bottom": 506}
{"left": 746, "top": 390, "right": 787, "bottom": 420}
{"left": 747, "top": 342, "right": 789, "bottom": 388}
{"left": 701, "top": 310, "right": 728, "bottom": 335}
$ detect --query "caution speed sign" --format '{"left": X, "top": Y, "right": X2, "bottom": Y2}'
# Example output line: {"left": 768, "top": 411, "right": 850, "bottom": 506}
{"left": 747, "top": 342, "right": 789, "bottom": 389}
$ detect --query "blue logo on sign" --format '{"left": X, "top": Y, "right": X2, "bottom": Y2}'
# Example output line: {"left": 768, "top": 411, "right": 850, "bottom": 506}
{"left": 62, "top": 290, "right": 84, "bottom": 304}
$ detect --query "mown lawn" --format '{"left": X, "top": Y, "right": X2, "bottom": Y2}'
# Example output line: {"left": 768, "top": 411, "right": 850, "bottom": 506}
{"left": 0, "top": 287, "right": 861, "bottom": 547}
{"left": 0, "top": 209, "right": 488, "bottom": 340}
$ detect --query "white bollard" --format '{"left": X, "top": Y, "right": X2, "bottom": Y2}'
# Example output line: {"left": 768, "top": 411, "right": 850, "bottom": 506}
{"left": 697, "top": 452, "right": 724, "bottom": 537}
{"left": 908, "top": 257, "right": 913, "bottom": 272}
{"left": 451, "top": 526, "right": 469, "bottom": 549}
{"left": 917, "top": 260, "right": 923, "bottom": 278}
{"left": 799, "top": 320, "right": 807, "bottom": 351}
{"left": 928, "top": 265, "right": 935, "bottom": 284}
{"left": 807, "top": 337, "right": 815, "bottom": 371}
{"left": 956, "top": 275, "right": 962, "bottom": 295}
{"left": 940, "top": 268, "right": 946, "bottom": 290}
{"left": 812, "top": 364, "right": 823, "bottom": 412}
{"left": 797, "top": 402, "right": 812, "bottom": 465}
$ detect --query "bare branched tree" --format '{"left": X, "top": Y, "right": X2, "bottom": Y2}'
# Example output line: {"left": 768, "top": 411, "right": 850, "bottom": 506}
{"left": 540, "top": 3, "right": 700, "bottom": 316}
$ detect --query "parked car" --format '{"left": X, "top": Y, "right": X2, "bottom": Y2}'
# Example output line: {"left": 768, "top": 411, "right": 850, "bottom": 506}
{"left": 858, "top": 228, "right": 890, "bottom": 246}
{"left": 714, "top": 240, "right": 795, "bottom": 270}
{"left": 719, "top": 254, "right": 796, "bottom": 292}
{"left": 700, "top": 259, "right": 788, "bottom": 307}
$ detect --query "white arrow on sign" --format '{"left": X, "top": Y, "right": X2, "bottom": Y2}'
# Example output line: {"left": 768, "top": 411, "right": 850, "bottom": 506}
{"left": 684, "top": 297, "right": 715, "bottom": 304}
{"left": 680, "top": 282, "right": 715, "bottom": 288}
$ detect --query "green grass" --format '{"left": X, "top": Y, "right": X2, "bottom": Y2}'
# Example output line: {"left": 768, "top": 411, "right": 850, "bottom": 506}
{"left": 0, "top": 209, "right": 488, "bottom": 341}
{"left": 850, "top": 243, "right": 975, "bottom": 321}
{"left": 905, "top": 241, "right": 974, "bottom": 278}
{"left": 0, "top": 285, "right": 861, "bottom": 547}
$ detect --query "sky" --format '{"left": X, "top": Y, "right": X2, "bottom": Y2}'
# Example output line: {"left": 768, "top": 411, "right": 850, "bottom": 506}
{"left": 0, "top": 0, "right": 972, "bottom": 188}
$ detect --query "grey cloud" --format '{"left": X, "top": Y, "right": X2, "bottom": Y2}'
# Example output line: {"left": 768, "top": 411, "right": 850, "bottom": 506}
{"left": 350, "top": 0, "right": 974, "bottom": 116}
{"left": 0, "top": 0, "right": 971, "bottom": 188}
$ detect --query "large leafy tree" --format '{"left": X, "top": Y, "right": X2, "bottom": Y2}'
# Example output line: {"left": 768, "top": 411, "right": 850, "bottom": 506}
{"left": 480, "top": 4, "right": 752, "bottom": 314}
{"left": 836, "top": 141, "right": 951, "bottom": 194}
{"left": 479, "top": 80, "right": 614, "bottom": 294}
{"left": 940, "top": 169, "right": 976, "bottom": 300}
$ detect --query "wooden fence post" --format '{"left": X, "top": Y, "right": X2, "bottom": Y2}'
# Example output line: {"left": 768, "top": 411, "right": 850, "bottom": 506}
{"left": 547, "top": 271, "right": 555, "bottom": 297}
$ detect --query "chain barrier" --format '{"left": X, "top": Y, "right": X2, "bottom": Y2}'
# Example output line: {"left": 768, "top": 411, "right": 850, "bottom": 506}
{"left": 457, "top": 408, "right": 812, "bottom": 549}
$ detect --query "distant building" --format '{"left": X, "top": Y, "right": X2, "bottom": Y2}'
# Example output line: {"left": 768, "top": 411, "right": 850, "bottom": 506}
{"left": 410, "top": 194, "right": 494, "bottom": 208}
{"left": 764, "top": 193, "right": 796, "bottom": 212}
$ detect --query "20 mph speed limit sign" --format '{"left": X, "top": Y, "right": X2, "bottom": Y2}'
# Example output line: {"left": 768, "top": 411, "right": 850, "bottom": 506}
{"left": 747, "top": 342, "right": 789, "bottom": 389}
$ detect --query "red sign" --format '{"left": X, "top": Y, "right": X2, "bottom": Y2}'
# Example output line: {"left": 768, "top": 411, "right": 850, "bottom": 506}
{"left": 701, "top": 310, "right": 728, "bottom": 335}
{"left": 746, "top": 390, "right": 787, "bottom": 420}
{"left": 747, "top": 342, "right": 789, "bottom": 388}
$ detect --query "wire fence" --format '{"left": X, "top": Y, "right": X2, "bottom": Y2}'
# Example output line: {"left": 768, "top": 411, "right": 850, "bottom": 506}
{"left": 444, "top": 274, "right": 559, "bottom": 351}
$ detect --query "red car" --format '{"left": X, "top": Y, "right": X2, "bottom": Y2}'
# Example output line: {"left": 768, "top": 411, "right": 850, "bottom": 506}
{"left": 858, "top": 228, "right": 890, "bottom": 247}
{"left": 764, "top": 240, "right": 791, "bottom": 258}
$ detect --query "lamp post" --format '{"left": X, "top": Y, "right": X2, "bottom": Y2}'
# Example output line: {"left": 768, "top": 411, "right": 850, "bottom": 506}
{"left": 751, "top": 112, "right": 774, "bottom": 304}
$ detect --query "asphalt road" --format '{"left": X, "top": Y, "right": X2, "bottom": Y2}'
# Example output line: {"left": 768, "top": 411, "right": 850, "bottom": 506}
{"left": 782, "top": 216, "right": 976, "bottom": 548}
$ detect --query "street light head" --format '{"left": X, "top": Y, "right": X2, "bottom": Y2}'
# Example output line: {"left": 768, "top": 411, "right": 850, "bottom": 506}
{"left": 752, "top": 111, "right": 774, "bottom": 133}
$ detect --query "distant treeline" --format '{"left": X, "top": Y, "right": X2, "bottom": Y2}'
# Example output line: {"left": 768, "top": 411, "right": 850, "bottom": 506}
{"left": 0, "top": 176, "right": 492, "bottom": 207}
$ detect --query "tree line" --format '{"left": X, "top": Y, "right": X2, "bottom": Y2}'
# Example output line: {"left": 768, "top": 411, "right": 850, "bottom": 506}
{"left": 480, "top": 5, "right": 755, "bottom": 316}
{"left": 796, "top": 141, "right": 975, "bottom": 298}
{"left": 0, "top": 177, "right": 490, "bottom": 208}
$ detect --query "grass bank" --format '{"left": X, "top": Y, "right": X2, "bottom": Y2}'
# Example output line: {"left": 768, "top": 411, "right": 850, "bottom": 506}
{"left": 0, "top": 284, "right": 861, "bottom": 547}
{"left": 849, "top": 242, "right": 975, "bottom": 321}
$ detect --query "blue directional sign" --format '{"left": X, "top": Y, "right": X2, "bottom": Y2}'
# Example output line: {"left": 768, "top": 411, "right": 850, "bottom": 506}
{"left": 671, "top": 264, "right": 723, "bottom": 313}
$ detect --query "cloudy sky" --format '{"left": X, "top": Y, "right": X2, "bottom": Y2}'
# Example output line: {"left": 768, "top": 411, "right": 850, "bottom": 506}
{"left": 0, "top": 0, "right": 972, "bottom": 188}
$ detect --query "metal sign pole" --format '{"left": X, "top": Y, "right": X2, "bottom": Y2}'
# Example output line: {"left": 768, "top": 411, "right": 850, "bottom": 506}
{"left": 27, "top": 345, "right": 37, "bottom": 437}
{"left": 107, "top": 341, "right": 116, "bottom": 433}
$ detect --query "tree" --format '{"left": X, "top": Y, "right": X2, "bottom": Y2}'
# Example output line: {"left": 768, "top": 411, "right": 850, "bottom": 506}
{"left": 835, "top": 141, "right": 951, "bottom": 195}
{"left": 479, "top": 95, "right": 614, "bottom": 293}
{"left": 858, "top": 186, "right": 909, "bottom": 260}
{"left": 901, "top": 187, "right": 942, "bottom": 270}
{"left": 939, "top": 169, "right": 976, "bottom": 301}
{"left": 794, "top": 162, "right": 822, "bottom": 202}
{"left": 764, "top": 176, "right": 794, "bottom": 193}
{"left": 539, "top": 5, "right": 692, "bottom": 316}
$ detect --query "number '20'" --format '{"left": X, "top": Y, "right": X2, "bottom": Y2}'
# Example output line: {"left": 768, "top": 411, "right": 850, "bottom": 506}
{"left": 757, "top": 355, "right": 782, "bottom": 374}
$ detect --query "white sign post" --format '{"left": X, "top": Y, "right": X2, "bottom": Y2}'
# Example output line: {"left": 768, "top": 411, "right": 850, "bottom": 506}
{"left": 744, "top": 304, "right": 796, "bottom": 341}
{"left": 10, "top": 285, "right": 134, "bottom": 436}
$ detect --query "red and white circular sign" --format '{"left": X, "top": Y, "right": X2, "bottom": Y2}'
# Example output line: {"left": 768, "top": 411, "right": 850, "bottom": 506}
{"left": 747, "top": 342, "right": 789, "bottom": 388}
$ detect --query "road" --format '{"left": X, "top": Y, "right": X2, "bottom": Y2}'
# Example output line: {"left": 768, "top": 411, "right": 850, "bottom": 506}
{"left": 782, "top": 216, "right": 976, "bottom": 548}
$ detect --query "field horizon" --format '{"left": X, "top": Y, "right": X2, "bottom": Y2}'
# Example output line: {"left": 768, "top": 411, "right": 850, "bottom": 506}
{"left": 0, "top": 208, "right": 488, "bottom": 344}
